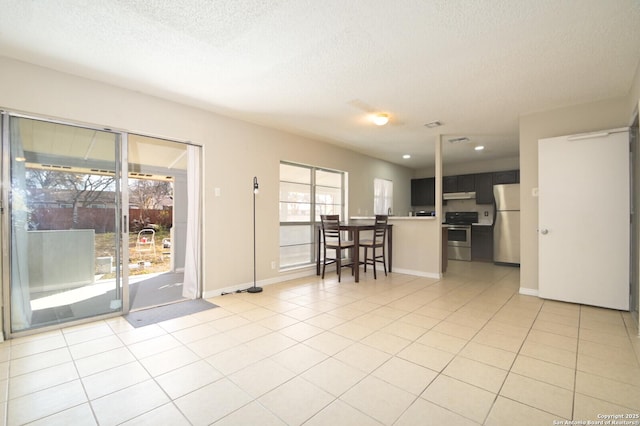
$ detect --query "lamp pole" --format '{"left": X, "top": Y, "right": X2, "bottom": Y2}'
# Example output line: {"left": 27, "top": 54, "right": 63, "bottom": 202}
{"left": 248, "top": 176, "right": 263, "bottom": 293}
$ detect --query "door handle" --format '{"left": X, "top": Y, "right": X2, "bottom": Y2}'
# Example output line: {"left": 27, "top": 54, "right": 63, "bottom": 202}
{"left": 539, "top": 228, "right": 549, "bottom": 235}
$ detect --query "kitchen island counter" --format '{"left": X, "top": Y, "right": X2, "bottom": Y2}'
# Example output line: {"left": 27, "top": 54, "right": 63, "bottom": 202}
{"left": 350, "top": 216, "right": 443, "bottom": 278}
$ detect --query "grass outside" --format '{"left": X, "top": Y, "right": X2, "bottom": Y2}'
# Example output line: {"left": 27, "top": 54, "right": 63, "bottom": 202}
{"left": 95, "top": 229, "right": 171, "bottom": 278}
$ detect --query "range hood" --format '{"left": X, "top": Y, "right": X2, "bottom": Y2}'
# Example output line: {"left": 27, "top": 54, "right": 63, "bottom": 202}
{"left": 443, "top": 191, "right": 476, "bottom": 200}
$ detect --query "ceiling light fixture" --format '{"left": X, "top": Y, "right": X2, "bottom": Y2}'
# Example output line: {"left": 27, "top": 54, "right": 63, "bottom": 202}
{"left": 402, "top": 154, "right": 411, "bottom": 159}
{"left": 474, "top": 145, "right": 485, "bottom": 151}
{"left": 372, "top": 113, "right": 389, "bottom": 126}
{"left": 424, "top": 121, "right": 442, "bottom": 128}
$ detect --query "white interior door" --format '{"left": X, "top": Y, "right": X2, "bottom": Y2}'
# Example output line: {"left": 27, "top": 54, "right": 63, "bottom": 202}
{"left": 538, "top": 128, "right": 630, "bottom": 310}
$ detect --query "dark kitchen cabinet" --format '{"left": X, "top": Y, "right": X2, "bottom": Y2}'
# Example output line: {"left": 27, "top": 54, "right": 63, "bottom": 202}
{"left": 493, "top": 170, "right": 519, "bottom": 185}
{"left": 424, "top": 177, "right": 436, "bottom": 205}
{"left": 474, "top": 173, "right": 494, "bottom": 204}
{"left": 443, "top": 176, "right": 458, "bottom": 193}
{"left": 472, "top": 225, "right": 493, "bottom": 262}
{"left": 443, "top": 174, "right": 475, "bottom": 193}
{"left": 414, "top": 170, "right": 519, "bottom": 206}
{"left": 411, "top": 177, "right": 435, "bottom": 206}
{"left": 411, "top": 178, "right": 425, "bottom": 205}
{"left": 458, "top": 174, "right": 475, "bottom": 192}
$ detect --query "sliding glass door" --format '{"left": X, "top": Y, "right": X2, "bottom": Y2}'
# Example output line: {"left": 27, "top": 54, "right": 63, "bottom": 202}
{"left": 2, "top": 114, "right": 124, "bottom": 334}
{"left": 1, "top": 113, "right": 202, "bottom": 336}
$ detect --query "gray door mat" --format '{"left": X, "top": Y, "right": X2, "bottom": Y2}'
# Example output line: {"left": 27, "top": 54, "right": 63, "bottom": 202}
{"left": 125, "top": 299, "right": 218, "bottom": 328}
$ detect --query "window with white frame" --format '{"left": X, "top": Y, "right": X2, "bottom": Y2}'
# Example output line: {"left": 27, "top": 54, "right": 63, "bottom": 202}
{"left": 374, "top": 178, "right": 393, "bottom": 215}
{"left": 279, "top": 162, "right": 345, "bottom": 268}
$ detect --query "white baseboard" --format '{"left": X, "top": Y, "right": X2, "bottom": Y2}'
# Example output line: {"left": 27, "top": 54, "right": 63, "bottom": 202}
{"left": 519, "top": 287, "right": 539, "bottom": 297}
{"left": 203, "top": 268, "right": 316, "bottom": 299}
{"left": 202, "top": 266, "right": 444, "bottom": 299}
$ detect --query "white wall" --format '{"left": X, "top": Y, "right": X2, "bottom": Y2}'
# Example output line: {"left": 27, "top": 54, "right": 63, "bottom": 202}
{"left": 0, "top": 57, "right": 414, "bottom": 298}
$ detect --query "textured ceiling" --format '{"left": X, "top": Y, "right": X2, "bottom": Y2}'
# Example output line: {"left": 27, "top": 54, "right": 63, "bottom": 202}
{"left": 1, "top": 0, "right": 639, "bottom": 170}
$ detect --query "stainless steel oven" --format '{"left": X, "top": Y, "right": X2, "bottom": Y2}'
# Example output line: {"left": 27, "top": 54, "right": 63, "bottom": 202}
{"left": 447, "top": 225, "right": 472, "bottom": 261}
{"left": 444, "top": 212, "right": 478, "bottom": 261}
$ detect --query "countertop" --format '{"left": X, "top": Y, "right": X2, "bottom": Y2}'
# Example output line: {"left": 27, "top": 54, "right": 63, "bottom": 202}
{"left": 350, "top": 216, "right": 438, "bottom": 221}
{"left": 349, "top": 216, "right": 493, "bottom": 226}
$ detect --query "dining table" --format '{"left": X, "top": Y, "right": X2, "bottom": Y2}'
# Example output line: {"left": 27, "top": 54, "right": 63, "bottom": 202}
{"left": 316, "top": 219, "right": 393, "bottom": 283}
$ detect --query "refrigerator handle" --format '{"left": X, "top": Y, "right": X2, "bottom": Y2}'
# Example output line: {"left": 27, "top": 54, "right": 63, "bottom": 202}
{"left": 491, "top": 198, "right": 497, "bottom": 227}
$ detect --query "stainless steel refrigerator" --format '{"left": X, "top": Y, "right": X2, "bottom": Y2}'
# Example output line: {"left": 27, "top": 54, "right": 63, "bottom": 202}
{"left": 493, "top": 183, "right": 520, "bottom": 265}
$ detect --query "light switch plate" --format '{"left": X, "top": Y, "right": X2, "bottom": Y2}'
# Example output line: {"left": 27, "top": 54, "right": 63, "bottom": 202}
{"left": 532, "top": 187, "right": 539, "bottom": 197}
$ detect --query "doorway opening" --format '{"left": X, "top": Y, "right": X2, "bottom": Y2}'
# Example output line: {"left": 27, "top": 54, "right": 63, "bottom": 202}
{"left": 127, "top": 176, "right": 181, "bottom": 310}
{"left": 127, "top": 134, "right": 191, "bottom": 311}
{"left": 126, "top": 179, "right": 181, "bottom": 310}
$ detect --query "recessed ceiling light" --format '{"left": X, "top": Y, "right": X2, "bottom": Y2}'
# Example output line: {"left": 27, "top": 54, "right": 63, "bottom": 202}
{"left": 424, "top": 121, "right": 443, "bottom": 128}
{"left": 474, "top": 145, "right": 485, "bottom": 151}
{"left": 372, "top": 113, "right": 389, "bottom": 126}
{"left": 402, "top": 154, "right": 411, "bottom": 159}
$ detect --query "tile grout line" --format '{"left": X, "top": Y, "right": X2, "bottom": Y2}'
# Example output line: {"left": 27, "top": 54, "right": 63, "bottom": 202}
{"left": 482, "top": 297, "right": 573, "bottom": 424}
{"left": 5, "top": 265, "right": 637, "bottom": 425}
{"left": 571, "top": 305, "right": 583, "bottom": 422}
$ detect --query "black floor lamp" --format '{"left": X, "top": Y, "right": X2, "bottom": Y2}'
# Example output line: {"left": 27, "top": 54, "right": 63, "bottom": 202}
{"left": 247, "top": 176, "right": 263, "bottom": 293}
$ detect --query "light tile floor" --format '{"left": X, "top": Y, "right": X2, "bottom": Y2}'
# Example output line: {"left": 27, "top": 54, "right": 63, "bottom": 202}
{"left": 1, "top": 261, "right": 639, "bottom": 425}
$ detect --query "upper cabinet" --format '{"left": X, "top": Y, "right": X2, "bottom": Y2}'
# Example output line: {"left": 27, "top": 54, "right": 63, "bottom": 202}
{"left": 411, "top": 177, "right": 435, "bottom": 206}
{"left": 412, "top": 169, "right": 519, "bottom": 206}
{"left": 474, "top": 173, "right": 494, "bottom": 204}
{"left": 458, "top": 174, "right": 475, "bottom": 192}
{"left": 493, "top": 170, "right": 519, "bottom": 185}
{"left": 442, "top": 176, "right": 457, "bottom": 193}
{"left": 443, "top": 174, "right": 475, "bottom": 193}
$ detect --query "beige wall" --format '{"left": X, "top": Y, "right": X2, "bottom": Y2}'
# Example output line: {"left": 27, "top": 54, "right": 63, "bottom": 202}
{"left": 519, "top": 97, "right": 633, "bottom": 292}
{"left": 0, "top": 57, "right": 414, "bottom": 297}
{"left": 414, "top": 156, "right": 519, "bottom": 179}
{"left": 442, "top": 157, "right": 520, "bottom": 177}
